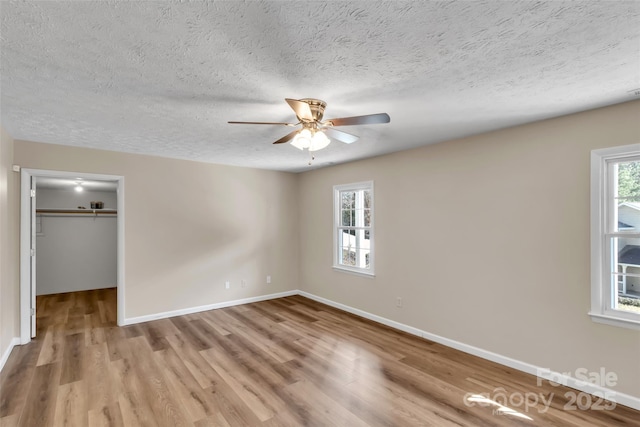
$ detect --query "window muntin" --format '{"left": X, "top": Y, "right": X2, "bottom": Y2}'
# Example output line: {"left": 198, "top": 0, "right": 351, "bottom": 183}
{"left": 591, "top": 145, "right": 640, "bottom": 329}
{"left": 334, "top": 182, "right": 374, "bottom": 275}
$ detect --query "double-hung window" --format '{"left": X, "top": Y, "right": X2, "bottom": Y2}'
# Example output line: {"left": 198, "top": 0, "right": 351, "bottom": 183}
{"left": 590, "top": 143, "right": 640, "bottom": 329}
{"left": 333, "top": 181, "right": 374, "bottom": 276}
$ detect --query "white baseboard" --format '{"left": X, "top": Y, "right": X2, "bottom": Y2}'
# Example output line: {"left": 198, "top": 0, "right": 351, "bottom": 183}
{"left": 122, "top": 290, "right": 298, "bottom": 325}
{"left": 0, "top": 337, "right": 20, "bottom": 372}
{"left": 298, "top": 291, "right": 640, "bottom": 411}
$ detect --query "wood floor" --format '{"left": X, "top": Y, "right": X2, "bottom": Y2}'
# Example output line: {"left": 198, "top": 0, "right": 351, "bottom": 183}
{"left": 1, "top": 289, "right": 638, "bottom": 426}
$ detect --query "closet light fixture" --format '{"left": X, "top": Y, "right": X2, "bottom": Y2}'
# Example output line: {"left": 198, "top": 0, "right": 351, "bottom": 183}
{"left": 74, "top": 182, "right": 84, "bottom": 192}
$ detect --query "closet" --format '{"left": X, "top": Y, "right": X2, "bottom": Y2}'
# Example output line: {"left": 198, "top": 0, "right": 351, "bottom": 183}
{"left": 35, "top": 181, "right": 117, "bottom": 295}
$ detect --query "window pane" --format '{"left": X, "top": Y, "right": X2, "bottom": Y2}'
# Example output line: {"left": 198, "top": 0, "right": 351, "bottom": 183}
{"left": 615, "top": 236, "right": 640, "bottom": 271}
{"left": 616, "top": 160, "right": 640, "bottom": 204}
{"left": 364, "top": 190, "right": 371, "bottom": 208}
{"left": 339, "top": 228, "right": 355, "bottom": 266}
{"left": 355, "top": 229, "right": 371, "bottom": 269}
{"left": 352, "top": 208, "right": 361, "bottom": 226}
{"left": 612, "top": 237, "right": 640, "bottom": 312}
{"left": 338, "top": 227, "right": 349, "bottom": 246}
{"left": 364, "top": 208, "right": 371, "bottom": 227}
{"left": 341, "top": 209, "right": 352, "bottom": 226}
{"left": 612, "top": 275, "right": 640, "bottom": 313}
{"left": 340, "top": 227, "right": 356, "bottom": 267}
{"left": 617, "top": 202, "right": 640, "bottom": 232}
{"left": 341, "top": 247, "right": 356, "bottom": 266}
{"left": 618, "top": 296, "right": 640, "bottom": 313}
{"left": 341, "top": 192, "right": 355, "bottom": 209}
{"left": 614, "top": 161, "right": 640, "bottom": 232}
{"left": 337, "top": 228, "right": 371, "bottom": 269}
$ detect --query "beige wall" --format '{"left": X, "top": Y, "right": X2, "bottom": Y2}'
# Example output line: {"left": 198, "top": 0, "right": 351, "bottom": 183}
{"left": 298, "top": 100, "right": 640, "bottom": 397}
{"left": 13, "top": 141, "right": 300, "bottom": 319}
{"left": 0, "top": 126, "right": 19, "bottom": 363}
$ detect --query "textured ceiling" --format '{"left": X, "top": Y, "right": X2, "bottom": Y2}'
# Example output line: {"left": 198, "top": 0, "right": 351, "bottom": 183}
{"left": 1, "top": 1, "right": 639, "bottom": 173}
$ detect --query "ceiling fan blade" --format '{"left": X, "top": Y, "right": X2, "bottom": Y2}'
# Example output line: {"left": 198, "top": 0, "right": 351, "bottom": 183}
{"left": 324, "top": 128, "right": 359, "bottom": 144}
{"left": 273, "top": 129, "right": 300, "bottom": 144}
{"left": 228, "top": 121, "right": 296, "bottom": 126}
{"left": 324, "top": 113, "right": 390, "bottom": 127}
{"left": 285, "top": 98, "right": 314, "bottom": 121}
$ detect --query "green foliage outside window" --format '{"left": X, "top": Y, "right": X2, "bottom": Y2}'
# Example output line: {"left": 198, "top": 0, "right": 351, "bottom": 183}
{"left": 618, "top": 161, "right": 640, "bottom": 202}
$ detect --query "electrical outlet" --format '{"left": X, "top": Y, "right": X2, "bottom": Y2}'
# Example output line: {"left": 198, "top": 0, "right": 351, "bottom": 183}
{"left": 266, "top": 275, "right": 271, "bottom": 284}
{"left": 225, "top": 281, "right": 230, "bottom": 289}
{"left": 241, "top": 279, "right": 246, "bottom": 288}
{"left": 396, "top": 297, "right": 403, "bottom": 308}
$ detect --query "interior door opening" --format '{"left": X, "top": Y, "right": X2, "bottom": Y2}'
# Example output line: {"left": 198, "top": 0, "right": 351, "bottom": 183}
{"left": 19, "top": 168, "right": 125, "bottom": 343}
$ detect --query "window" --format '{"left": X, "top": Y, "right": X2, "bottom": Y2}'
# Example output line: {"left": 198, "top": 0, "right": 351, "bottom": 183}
{"left": 333, "top": 181, "right": 374, "bottom": 276}
{"left": 591, "top": 143, "right": 640, "bottom": 329}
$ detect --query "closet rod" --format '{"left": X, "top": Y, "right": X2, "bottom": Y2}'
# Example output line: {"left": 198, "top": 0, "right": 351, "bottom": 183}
{"left": 36, "top": 209, "right": 117, "bottom": 216}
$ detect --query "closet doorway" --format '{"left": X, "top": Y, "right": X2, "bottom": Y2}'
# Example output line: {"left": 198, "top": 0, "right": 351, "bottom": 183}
{"left": 19, "top": 169, "right": 124, "bottom": 344}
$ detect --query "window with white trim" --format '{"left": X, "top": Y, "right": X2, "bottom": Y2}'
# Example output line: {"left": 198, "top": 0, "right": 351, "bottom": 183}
{"left": 333, "top": 181, "right": 374, "bottom": 276}
{"left": 591, "top": 143, "right": 640, "bottom": 329}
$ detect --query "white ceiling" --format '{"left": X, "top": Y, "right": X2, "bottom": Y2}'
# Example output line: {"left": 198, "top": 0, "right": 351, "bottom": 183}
{"left": 1, "top": 1, "right": 639, "bottom": 173}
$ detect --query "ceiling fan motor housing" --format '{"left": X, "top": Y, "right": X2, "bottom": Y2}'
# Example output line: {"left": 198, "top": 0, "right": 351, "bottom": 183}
{"left": 299, "top": 98, "right": 326, "bottom": 122}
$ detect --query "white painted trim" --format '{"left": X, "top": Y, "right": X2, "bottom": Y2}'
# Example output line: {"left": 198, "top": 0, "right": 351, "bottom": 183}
{"left": 333, "top": 180, "right": 375, "bottom": 276}
{"left": 116, "top": 177, "right": 125, "bottom": 326}
{"left": 332, "top": 266, "right": 376, "bottom": 278}
{"left": 298, "top": 290, "right": 424, "bottom": 337}
{"left": 588, "top": 311, "right": 640, "bottom": 331}
{"left": 0, "top": 338, "right": 20, "bottom": 372}
{"left": 19, "top": 170, "right": 32, "bottom": 344}
{"left": 298, "top": 291, "right": 640, "bottom": 411}
{"left": 19, "top": 168, "right": 125, "bottom": 342}
{"left": 590, "top": 144, "right": 640, "bottom": 329}
{"left": 122, "top": 290, "right": 297, "bottom": 325}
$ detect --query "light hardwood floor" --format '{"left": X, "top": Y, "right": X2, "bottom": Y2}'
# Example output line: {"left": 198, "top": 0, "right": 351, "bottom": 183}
{"left": 0, "top": 288, "right": 638, "bottom": 426}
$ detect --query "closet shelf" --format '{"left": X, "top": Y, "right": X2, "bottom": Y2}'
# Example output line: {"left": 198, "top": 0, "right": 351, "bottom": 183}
{"left": 36, "top": 209, "right": 117, "bottom": 216}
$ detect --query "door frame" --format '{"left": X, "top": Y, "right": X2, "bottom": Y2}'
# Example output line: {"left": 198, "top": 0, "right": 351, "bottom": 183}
{"left": 19, "top": 168, "right": 125, "bottom": 343}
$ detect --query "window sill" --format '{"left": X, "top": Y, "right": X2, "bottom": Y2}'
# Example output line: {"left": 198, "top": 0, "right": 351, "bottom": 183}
{"left": 588, "top": 312, "right": 640, "bottom": 331}
{"left": 333, "top": 265, "right": 376, "bottom": 278}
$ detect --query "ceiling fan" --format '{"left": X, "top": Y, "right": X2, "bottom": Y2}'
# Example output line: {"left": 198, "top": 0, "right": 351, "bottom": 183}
{"left": 228, "top": 98, "right": 390, "bottom": 152}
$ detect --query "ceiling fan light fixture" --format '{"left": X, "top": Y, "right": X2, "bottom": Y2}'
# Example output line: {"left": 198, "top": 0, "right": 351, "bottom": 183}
{"left": 290, "top": 128, "right": 312, "bottom": 150}
{"left": 309, "top": 130, "right": 330, "bottom": 152}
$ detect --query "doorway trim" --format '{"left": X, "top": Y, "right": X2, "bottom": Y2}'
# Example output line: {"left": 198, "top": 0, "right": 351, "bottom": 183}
{"left": 19, "top": 168, "right": 125, "bottom": 344}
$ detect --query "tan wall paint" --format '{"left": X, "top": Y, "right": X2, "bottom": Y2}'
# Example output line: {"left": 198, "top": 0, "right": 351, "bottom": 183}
{"left": 0, "top": 126, "right": 19, "bottom": 361}
{"left": 298, "top": 100, "right": 640, "bottom": 397}
{"left": 13, "top": 141, "right": 300, "bottom": 319}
